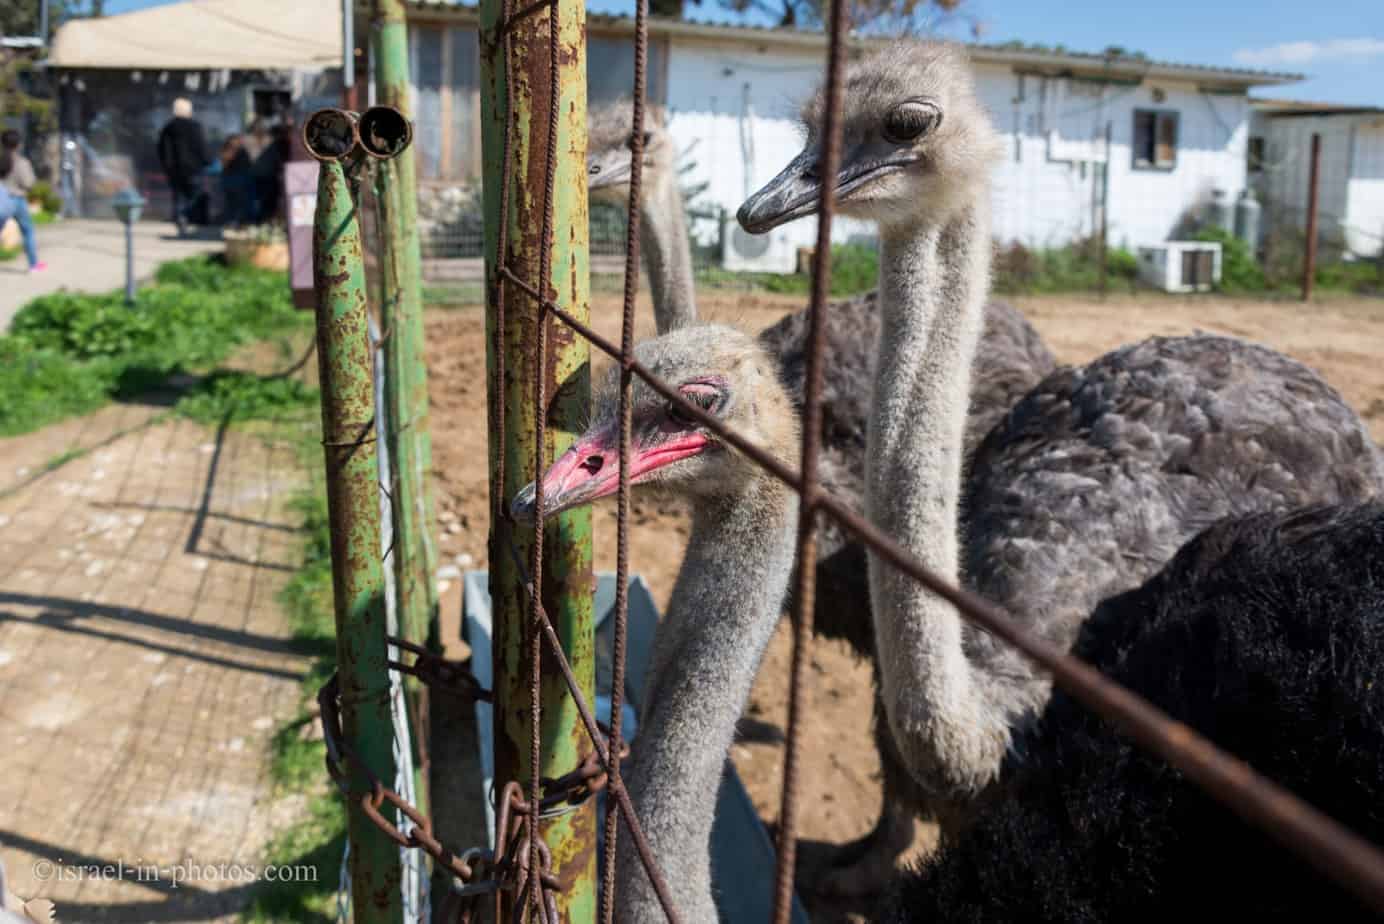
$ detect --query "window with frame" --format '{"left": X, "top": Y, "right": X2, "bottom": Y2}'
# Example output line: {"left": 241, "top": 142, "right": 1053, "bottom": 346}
{"left": 1132, "top": 109, "right": 1178, "bottom": 169}
{"left": 1247, "top": 135, "right": 1266, "bottom": 173}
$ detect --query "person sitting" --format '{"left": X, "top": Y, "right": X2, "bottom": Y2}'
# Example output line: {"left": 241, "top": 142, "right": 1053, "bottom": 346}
{"left": 218, "top": 134, "right": 253, "bottom": 227}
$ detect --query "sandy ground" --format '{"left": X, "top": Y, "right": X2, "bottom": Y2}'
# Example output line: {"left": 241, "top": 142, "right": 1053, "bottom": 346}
{"left": 424, "top": 289, "right": 1384, "bottom": 921}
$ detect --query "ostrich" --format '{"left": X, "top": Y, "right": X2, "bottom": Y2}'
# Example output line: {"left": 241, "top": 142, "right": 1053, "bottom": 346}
{"left": 884, "top": 502, "right": 1384, "bottom": 922}
{"left": 512, "top": 330, "right": 1380, "bottom": 921}
{"left": 514, "top": 324, "right": 801, "bottom": 923}
{"left": 589, "top": 99, "right": 1057, "bottom": 892}
{"left": 589, "top": 102, "right": 697, "bottom": 334}
{"left": 738, "top": 39, "right": 1382, "bottom": 873}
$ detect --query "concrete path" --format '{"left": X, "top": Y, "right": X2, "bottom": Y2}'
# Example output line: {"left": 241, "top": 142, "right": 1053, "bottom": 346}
{"left": 0, "top": 391, "right": 315, "bottom": 921}
{"left": 1, "top": 220, "right": 224, "bottom": 331}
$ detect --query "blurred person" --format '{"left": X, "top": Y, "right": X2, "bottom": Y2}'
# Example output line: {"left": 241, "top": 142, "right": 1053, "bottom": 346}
{"left": 0, "top": 130, "right": 45, "bottom": 272}
{"left": 157, "top": 97, "right": 209, "bottom": 235}
{"left": 218, "top": 134, "right": 253, "bottom": 227}
{"left": 252, "top": 123, "right": 292, "bottom": 223}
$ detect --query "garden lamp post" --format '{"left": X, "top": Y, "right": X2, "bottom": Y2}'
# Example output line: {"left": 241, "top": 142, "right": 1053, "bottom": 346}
{"left": 112, "top": 188, "right": 145, "bottom": 305}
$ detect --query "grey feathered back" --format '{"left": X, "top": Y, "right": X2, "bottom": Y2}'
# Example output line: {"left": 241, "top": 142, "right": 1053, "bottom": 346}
{"left": 959, "top": 333, "right": 1384, "bottom": 740}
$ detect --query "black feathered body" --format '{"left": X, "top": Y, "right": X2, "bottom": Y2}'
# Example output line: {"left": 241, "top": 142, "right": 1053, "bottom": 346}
{"left": 885, "top": 503, "right": 1384, "bottom": 922}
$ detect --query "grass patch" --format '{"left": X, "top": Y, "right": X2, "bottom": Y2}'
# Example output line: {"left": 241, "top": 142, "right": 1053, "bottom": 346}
{"left": 993, "top": 238, "right": 1140, "bottom": 295}
{"left": 696, "top": 242, "right": 879, "bottom": 297}
{"left": 424, "top": 282, "right": 485, "bottom": 306}
{"left": 0, "top": 255, "right": 308, "bottom": 437}
{"left": 175, "top": 370, "right": 319, "bottom": 426}
{"left": 41, "top": 448, "right": 84, "bottom": 473}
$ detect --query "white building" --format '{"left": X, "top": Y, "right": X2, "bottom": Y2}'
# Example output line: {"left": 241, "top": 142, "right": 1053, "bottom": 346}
{"left": 1250, "top": 100, "right": 1384, "bottom": 259}
{"left": 407, "top": 3, "right": 1299, "bottom": 263}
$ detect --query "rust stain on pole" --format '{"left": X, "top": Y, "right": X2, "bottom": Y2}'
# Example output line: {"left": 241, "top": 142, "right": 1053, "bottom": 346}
{"left": 311, "top": 159, "right": 403, "bottom": 924}
{"left": 480, "top": 0, "right": 597, "bottom": 916}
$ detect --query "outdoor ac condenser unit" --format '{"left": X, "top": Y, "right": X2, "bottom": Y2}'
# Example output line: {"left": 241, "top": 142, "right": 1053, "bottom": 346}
{"left": 721, "top": 217, "right": 798, "bottom": 274}
{"left": 1137, "top": 241, "right": 1223, "bottom": 293}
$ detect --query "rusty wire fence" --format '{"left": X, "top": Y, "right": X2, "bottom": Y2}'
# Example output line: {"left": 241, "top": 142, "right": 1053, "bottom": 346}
{"left": 473, "top": 0, "right": 1384, "bottom": 919}
{"left": 307, "top": 1, "right": 1384, "bottom": 922}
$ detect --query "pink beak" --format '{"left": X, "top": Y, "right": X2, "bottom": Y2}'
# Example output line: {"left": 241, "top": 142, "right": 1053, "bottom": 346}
{"left": 510, "top": 426, "right": 711, "bottom": 520}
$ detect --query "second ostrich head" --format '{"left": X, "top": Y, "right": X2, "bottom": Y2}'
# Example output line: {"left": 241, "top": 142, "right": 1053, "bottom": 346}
{"left": 512, "top": 324, "right": 798, "bottom": 518}
{"left": 738, "top": 42, "right": 1003, "bottom": 235}
{"left": 587, "top": 100, "right": 676, "bottom": 204}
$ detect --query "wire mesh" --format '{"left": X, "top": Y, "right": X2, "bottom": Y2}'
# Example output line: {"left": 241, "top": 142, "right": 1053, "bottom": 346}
{"left": 477, "top": 0, "right": 1384, "bottom": 918}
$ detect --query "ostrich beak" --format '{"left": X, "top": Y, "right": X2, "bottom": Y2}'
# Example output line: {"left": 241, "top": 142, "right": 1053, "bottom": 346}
{"left": 737, "top": 144, "right": 918, "bottom": 233}
{"left": 510, "top": 426, "right": 711, "bottom": 521}
{"left": 587, "top": 149, "right": 633, "bottom": 193}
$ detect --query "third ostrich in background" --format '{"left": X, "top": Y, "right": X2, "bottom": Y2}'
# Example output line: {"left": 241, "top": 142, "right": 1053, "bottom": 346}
{"left": 739, "top": 37, "right": 1383, "bottom": 891}
{"left": 588, "top": 98, "right": 1057, "bottom": 892}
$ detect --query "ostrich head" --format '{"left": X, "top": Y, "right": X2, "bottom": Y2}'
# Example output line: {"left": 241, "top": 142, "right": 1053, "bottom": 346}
{"left": 587, "top": 99, "right": 676, "bottom": 204}
{"left": 738, "top": 41, "right": 1002, "bottom": 235}
{"left": 512, "top": 324, "right": 798, "bottom": 519}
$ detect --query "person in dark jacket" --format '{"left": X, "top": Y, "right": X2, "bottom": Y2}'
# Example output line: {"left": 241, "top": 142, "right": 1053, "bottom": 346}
{"left": 218, "top": 134, "right": 253, "bottom": 227}
{"left": 157, "top": 97, "right": 209, "bottom": 235}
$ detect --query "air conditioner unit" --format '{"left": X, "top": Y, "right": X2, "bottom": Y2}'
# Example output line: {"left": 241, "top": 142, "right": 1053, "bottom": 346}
{"left": 1137, "top": 241, "right": 1222, "bottom": 293}
{"left": 721, "top": 217, "right": 798, "bottom": 274}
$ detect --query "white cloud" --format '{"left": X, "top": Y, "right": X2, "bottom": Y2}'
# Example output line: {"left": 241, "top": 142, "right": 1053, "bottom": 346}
{"left": 1232, "top": 37, "right": 1384, "bottom": 68}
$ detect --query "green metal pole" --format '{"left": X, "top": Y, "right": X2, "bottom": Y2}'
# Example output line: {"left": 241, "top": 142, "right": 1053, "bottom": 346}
{"left": 372, "top": 0, "right": 440, "bottom": 695}
{"left": 371, "top": 0, "right": 438, "bottom": 832}
{"left": 479, "top": 0, "right": 597, "bottom": 917}
{"left": 312, "top": 159, "right": 403, "bottom": 924}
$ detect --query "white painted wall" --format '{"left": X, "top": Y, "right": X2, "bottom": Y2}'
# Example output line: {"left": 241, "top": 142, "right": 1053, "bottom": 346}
{"left": 1345, "top": 122, "right": 1384, "bottom": 258}
{"left": 1251, "top": 112, "right": 1354, "bottom": 249}
{"left": 663, "top": 39, "right": 1255, "bottom": 256}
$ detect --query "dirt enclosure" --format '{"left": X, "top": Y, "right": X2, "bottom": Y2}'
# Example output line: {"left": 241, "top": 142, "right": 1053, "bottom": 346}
{"left": 424, "top": 288, "right": 1384, "bottom": 921}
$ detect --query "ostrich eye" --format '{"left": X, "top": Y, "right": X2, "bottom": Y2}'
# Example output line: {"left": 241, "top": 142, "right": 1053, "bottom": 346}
{"left": 668, "top": 385, "right": 720, "bottom": 427}
{"left": 882, "top": 100, "right": 939, "bottom": 144}
{"left": 627, "top": 131, "right": 654, "bottom": 150}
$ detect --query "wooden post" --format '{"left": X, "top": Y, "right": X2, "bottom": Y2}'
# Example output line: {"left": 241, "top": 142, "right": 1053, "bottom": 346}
{"left": 1098, "top": 120, "right": 1112, "bottom": 299}
{"left": 1303, "top": 132, "right": 1322, "bottom": 302}
{"left": 479, "top": 0, "right": 598, "bottom": 917}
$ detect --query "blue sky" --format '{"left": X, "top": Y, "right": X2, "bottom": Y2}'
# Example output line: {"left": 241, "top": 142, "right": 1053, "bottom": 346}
{"left": 104, "top": 0, "right": 1384, "bottom": 105}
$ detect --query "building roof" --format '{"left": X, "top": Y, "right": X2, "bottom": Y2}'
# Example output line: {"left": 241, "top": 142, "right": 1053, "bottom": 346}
{"left": 49, "top": 0, "right": 342, "bottom": 70}
{"left": 409, "top": 1, "right": 1301, "bottom": 89}
{"left": 1251, "top": 98, "right": 1384, "bottom": 118}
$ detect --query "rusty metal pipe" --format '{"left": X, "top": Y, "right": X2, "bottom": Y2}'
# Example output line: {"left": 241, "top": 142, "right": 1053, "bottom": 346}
{"left": 359, "top": 104, "right": 414, "bottom": 160}
{"left": 303, "top": 107, "right": 362, "bottom": 163}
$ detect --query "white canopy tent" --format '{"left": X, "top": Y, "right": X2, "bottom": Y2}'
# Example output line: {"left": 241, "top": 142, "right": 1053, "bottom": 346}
{"left": 49, "top": 0, "right": 343, "bottom": 71}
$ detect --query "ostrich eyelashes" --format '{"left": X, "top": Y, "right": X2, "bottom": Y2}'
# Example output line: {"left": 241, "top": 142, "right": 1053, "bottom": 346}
{"left": 883, "top": 100, "right": 941, "bottom": 144}
{"left": 668, "top": 382, "right": 723, "bottom": 426}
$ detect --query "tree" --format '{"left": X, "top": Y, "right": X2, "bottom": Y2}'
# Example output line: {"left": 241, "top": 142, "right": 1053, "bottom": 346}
{"left": 0, "top": 1, "right": 104, "bottom": 41}
{"left": 721, "top": 0, "right": 964, "bottom": 32}
{"left": 650, "top": 0, "right": 701, "bottom": 19}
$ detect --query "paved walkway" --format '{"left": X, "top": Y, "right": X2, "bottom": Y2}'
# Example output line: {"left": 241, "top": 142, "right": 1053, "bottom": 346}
{"left": 0, "top": 390, "right": 314, "bottom": 921}
{"left": 1, "top": 220, "right": 224, "bottom": 331}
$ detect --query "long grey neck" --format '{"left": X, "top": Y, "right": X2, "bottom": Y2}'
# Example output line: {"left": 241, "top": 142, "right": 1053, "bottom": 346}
{"left": 866, "top": 203, "right": 1011, "bottom": 801}
{"left": 640, "top": 168, "right": 698, "bottom": 334}
{"left": 616, "top": 478, "right": 797, "bottom": 924}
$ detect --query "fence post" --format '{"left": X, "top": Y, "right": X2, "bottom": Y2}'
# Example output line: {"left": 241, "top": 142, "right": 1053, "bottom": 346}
{"left": 1098, "top": 120, "right": 1112, "bottom": 299}
{"left": 311, "top": 158, "right": 403, "bottom": 924}
{"left": 1302, "top": 132, "right": 1322, "bottom": 302}
{"left": 479, "top": 0, "right": 599, "bottom": 916}
{"left": 371, "top": 0, "right": 440, "bottom": 795}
